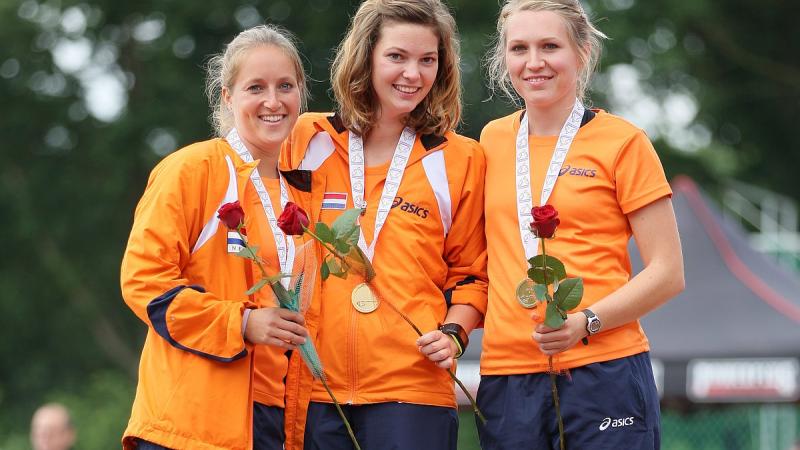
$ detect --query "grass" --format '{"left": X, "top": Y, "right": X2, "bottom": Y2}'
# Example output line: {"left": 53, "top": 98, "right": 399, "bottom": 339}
{"left": 458, "top": 410, "right": 482, "bottom": 450}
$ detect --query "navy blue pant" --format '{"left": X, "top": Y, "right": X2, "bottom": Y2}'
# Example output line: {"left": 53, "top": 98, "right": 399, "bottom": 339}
{"left": 304, "top": 401, "right": 458, "bottom": 450}
{"left": 253, "top": 402, "right": 285, "bottom": 450}
{"left": 476, "top": 352, "right": 661, "bottom": 450}
{"left": 134, "top": 439, "right": 170, "bottom": 449}
{"left": 135, "top": 404, "right": 284, "bottom": 450}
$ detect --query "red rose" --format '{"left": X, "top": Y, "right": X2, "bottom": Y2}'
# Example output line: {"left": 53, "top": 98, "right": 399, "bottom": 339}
{"left": 277, "top": 202, "right": 310, "bottom": 236}
{"left": 218, "top": 201, "right": 245, "bottom": 230}
{"left": 530, "top": 205, "right": 560, "bottom": 239}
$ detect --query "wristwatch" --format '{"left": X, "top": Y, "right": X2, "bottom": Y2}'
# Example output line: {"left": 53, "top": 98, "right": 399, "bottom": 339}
{"left": 582, "top": 309, "right": 602, "bottom": 335}
{"left": 439, "top": 323, "right": 469, "bottom": 359}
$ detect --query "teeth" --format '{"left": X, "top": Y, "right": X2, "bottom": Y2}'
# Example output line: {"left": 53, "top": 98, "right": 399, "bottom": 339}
{"left": 394, "top": 85, "right": 420, "bottom": 94}
{"left": 260, "top": 115, "right": 282, "bottom": 123}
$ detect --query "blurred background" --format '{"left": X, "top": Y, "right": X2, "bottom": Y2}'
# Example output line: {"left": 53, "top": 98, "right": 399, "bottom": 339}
{"left": 1, "top": 0, "right": 798, "bottom": 448}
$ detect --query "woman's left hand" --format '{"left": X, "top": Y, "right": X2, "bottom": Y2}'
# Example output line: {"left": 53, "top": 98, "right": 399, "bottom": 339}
{"left": 417, "top": 330, "right": 457, "bottom": 369}
{"left": 531, "top": 312, "right": 588, "bottom": 356}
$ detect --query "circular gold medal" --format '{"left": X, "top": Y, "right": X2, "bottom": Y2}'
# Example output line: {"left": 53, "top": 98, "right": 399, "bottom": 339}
{"left": 516, "top": 278, "right": 537, "bottom": 309}
{"left": 351, "top": 283, "right": 379, "bottom": 313}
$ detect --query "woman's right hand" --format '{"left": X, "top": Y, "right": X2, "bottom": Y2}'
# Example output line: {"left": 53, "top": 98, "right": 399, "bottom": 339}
{"left": 244, "top": 308, "right": 308, "bottom": 349}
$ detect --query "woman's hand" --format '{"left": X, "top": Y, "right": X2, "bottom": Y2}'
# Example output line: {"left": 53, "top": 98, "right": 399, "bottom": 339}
{"left": 417, "top": 330, "right": 457, "bottom": 369}
{"left": 245, "top": 307, "right": 308, "bottom": 349}
{"left": 531, "top": 312, "right": 588, "bottom": 356}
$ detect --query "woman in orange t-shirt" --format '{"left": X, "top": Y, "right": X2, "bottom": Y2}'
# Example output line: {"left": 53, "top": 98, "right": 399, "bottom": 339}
{"left": 477, "top": 1, "right": 684, "bottom": 449}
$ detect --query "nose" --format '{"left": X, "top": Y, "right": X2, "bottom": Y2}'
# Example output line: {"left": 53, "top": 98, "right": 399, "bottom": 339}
{"left": 262, "top": 89, "right": 280, "bottom": 110}
{"left": 402, "top": 63, "right": 421, "bottom": 82}
{"left": 526, "top": 50, "right": 545, "bottom": 70}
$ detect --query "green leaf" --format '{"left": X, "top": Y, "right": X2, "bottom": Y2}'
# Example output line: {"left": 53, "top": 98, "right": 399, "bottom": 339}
{"left": 350, "top": 246, "right": 376, "bottom": 281}
{"left": 555, "top": 278, "right": 584, "bottom": 311}
{"left": 320, "top": 259, "right": 330, "bottom": 281}
{"left": 527, "top": 266, "right": 555, "bottom": 284}
{"left": 245, "top": 278, "right": 269, "bottom": 296}
{"left": 235, "top": 244, "right": 259, "bottom": 260}
{"left": 343, "top": 224, "right": 361, "bottom": 247}
{"left": 334, "top": 239, "right": 351, "bottom": 254}
{"left": 331, "top": 208, "right": 362, "bottom": 240}
{"left": 544, "top": 301, "right": 565, "bottom": 328}
{"left": 330, "top": 271, "right": 349, "bottom": 280}
{"left": 264, "top": 273, "right": 285, "bottom": 285}
{"left": 325, "top": 258, "right": 347, "bottom": 278}
{"left": 314, "top": 222, "right": 334, "bottom": 243}
{"left": 528, "top": 255, "right": 567, "bottom": 281}
{"left": 533, "top": 284, "right": 549, "bottom": 301}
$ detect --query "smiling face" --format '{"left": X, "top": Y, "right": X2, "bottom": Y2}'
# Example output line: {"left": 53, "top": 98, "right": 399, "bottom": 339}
{"left": 505, "top": 10, "right": 584, "bottom": 113}
{"left": 370, "top": 21, "right": 439, "bottom": 124}
{"left": 223, "top": 44, "right": 300, "bottom": 157}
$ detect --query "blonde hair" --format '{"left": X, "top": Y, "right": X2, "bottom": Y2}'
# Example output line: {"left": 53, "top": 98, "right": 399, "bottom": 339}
{"left": 205, "top": 24, "right": 308, "bottom": 137}
{"left": 486, "top": 0, "right": 606, "bottom": 104}
{"left": 331, "top": 0, "right": 462, "bottom": 136}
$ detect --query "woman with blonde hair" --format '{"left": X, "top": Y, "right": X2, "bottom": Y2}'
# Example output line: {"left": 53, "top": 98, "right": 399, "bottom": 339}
{"left": 121, "top": 24, "right": 310, "bottom": 450}
{"left": 477, "top": 0, "right": 684, "bottom": 448}
{"left": 280, "top": 0, "right": 487, "bottom": 448}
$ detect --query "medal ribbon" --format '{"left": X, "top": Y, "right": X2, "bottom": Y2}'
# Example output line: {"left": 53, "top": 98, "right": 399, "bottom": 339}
{"left": 349, "top": 127, "right": 416, "bottom": 261}
{"left": 227, "top": 128, "right": 295, "bottom": 289}
{"left": 516, "top": 99, "right": 585, "bottom": 260}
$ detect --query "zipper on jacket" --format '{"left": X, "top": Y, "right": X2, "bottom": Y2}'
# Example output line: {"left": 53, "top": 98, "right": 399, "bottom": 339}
{"left": 346, "top": 299, "right": 358, "bottom": 404}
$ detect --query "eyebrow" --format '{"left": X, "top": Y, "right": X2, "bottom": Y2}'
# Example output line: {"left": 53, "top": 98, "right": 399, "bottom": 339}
{"left": 508, "top": 36, "right": 562, "bottom": 43}
{"left": 384, "top": 47, "right": 438, "bottom": 56}
{"left": 241, "top": 75, "right": 297, "bottom": 84}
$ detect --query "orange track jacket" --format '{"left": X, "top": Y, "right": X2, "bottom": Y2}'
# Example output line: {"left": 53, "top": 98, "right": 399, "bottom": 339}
{"left": 280, "top": 113, "right": 488, "bottom": 450}
{"left": 121, "top": 138, "right": 312, "bottom": 450}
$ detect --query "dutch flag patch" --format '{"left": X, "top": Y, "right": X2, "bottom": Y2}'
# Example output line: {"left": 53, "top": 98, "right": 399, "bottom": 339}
{"left": 322, "top": 192, "right": 348, "bottom": 210}
{"left": 227, "top": 231, "right": 246, "bottom": 254}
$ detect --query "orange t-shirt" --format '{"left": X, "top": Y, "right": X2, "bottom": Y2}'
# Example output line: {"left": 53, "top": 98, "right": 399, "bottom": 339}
{"left": 480, "top": 109, "right": 672, "bottom": 375}
{"left": 251, "top": 177, "right": 291, "bottom": 408}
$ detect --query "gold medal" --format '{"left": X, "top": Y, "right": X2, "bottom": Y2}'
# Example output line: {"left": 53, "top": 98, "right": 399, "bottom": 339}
{"left": 351, "top": 283, "right": 379, "bottom": 313}
{"left": 516, "top": 278, "right": 537, "bottom": 309}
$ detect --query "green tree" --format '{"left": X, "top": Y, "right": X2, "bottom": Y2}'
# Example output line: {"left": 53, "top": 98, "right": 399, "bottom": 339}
{"left": 0, "top": 0, "right": 797, "bottom": 447}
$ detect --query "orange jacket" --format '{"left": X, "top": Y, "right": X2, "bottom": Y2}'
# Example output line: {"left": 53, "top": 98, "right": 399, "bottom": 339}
{"left": 121, "top": 138, "right": 312, "bottom": 450}
{"left": 280, "top": 113, "right": 488, "bottom": 450}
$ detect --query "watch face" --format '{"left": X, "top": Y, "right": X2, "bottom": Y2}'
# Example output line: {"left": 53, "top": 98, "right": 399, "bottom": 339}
{"left": 588, "top": 319, "right": 601, "bottom": 333}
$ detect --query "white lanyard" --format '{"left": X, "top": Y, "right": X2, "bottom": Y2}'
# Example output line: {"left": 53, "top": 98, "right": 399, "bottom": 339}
{"left": 516, "top": 99, "right": 585, "bottom": 260}
{"left": 349, "top": 127, "right": 416, "bottom": 261}
{"left": 227, "top": 128, "right": 295, "bottom": 289}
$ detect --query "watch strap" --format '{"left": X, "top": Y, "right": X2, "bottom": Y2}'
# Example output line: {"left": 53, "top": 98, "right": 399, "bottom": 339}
{"left": 582, "top": 309, "right": 600, "bottom": 335}
{"left": 439, "top": 323, "right": 468, "bottom": 359}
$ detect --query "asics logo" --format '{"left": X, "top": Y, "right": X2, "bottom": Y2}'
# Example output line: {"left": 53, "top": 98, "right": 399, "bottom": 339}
{"left": 391, "top": 196, "right": 429, "bottom": 219}
{"left": 559, "top": 165, "right": 597, "bottom": 177}
{"left": 599, "top": 416, "right": 634, "bottom": 431}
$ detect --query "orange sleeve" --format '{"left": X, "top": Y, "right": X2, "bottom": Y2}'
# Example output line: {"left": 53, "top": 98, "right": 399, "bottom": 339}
{"left": 120, "top": 153, "right": 253, "bottom": 362}
{"left": 442, "top": 139, "right": 489, "bottom": 315}
{"left": 614, "top": 129, "right": 673, "bottom": 214}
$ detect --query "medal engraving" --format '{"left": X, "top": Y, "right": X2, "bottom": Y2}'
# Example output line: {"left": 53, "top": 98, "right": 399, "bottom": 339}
{"left": 351, "top": 283, "right": 379, "bottom": 313}
{"left": 516, "top": 278, "right": 537, "bottom": 309}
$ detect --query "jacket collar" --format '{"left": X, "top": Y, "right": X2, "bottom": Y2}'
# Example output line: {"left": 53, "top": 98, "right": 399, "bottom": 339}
{"left": 319, "top": 113, "right": 450, "bottom": 166}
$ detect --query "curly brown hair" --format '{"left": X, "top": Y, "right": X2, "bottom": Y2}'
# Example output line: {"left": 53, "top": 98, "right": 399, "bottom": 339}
{"left": 331, "top": 0, "right": 462, "bottom": 136}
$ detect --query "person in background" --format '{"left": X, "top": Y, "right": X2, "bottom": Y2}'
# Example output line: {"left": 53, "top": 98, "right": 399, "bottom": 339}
{"left": 30, "top": 403, "right": 76, "bottom": 450}
{"left": 280, "top": 0, "right": 487, "bottom": 448}
{"left": 477, "top": 0, "right": 684, "bottom": 448}
{"left": 120, "top": 24, "right": 309, "bottom": 450}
